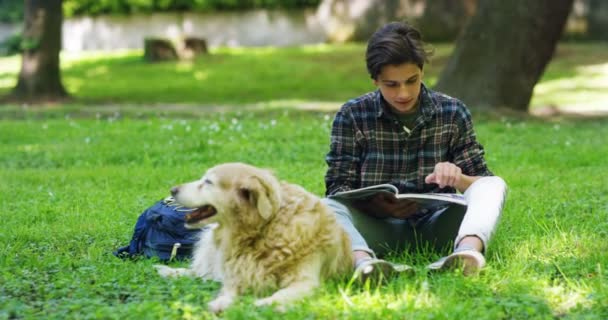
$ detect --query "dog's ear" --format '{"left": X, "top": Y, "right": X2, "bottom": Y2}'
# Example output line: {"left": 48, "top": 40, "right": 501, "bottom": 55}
{"left": 238, "top": 172, "right": 281, "bottom": 220}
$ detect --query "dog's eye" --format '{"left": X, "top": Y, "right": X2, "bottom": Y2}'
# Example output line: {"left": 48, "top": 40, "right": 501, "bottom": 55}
{"left": 203, "top": 179, "right": 213, "bottom": 185}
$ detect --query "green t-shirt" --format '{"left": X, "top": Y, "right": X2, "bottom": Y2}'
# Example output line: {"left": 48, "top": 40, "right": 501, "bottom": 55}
{"left": 396, "top": 108, "right": 418, "bottom": 133}
{"left": 385, "top": 103, "right": 420, "bottom": 135}
{"left": 382, "top": 98, "right": 421, "bottom": 135}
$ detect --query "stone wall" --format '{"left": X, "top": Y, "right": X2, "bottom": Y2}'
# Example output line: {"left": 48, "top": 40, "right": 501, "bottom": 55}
{"left": 0, "top": 9, "right": 326, "bottom": 52}
{"left": 0, "top": 1, "right": 592, "bottom": 53}
{"left": 0, "top": 22, "right": 19, "bottom": 42}
{"left": 61, "top": 10, "right": 326, "bottom": 52}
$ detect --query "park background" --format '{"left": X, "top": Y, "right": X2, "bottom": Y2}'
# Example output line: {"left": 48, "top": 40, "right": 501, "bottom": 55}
{"left": 0, "top": 0, "right": 607, "bottom": 319}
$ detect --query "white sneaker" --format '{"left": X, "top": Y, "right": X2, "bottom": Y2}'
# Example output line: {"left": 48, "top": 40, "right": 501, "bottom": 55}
{"left": 353, "top": 258, "right": 413, "bottom": 284}
{"left": 427, "top": 249, "right": 486, "bottom": 276}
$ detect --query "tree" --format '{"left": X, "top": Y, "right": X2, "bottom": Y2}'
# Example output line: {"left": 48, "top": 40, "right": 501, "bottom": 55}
{"left": 434, "top": 0, "right": 573, "bottom": 112}
{"left": 316, "top": 0, "right": 402, "bottom": 42}
{"left": 587, "top": 0, "right": 608, "bottom": 41}
{"left": 415, "top": 0, "right": 476, "bottom": 42}
{"left": 8, "top": 0, "right": 68, "bottom": 103}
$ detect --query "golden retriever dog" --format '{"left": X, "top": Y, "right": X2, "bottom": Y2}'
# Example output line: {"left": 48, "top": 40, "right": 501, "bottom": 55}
{"left": 154, "top": 163, "right": 352, "bottom": 313}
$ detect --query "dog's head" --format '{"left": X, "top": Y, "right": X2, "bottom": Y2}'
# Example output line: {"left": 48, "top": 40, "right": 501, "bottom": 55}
{"left": 171, "top": 163, "right": 281, "bottom": 229}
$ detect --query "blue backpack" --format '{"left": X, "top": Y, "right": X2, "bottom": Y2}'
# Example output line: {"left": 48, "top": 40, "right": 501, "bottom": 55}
{"left": 113, "top": 197, "right": 203, "bottom": 261}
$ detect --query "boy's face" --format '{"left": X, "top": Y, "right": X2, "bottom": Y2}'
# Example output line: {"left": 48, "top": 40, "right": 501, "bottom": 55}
{"left": 374, "top": 63, "right": 423, "bottom": 114}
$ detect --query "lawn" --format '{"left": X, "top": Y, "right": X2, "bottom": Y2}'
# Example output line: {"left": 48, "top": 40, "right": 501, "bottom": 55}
{"left": 1, "top": 43, "right": 607, "bottom": 319}
{"left": 0, "top": 42, "right": 607, "bottom": 113}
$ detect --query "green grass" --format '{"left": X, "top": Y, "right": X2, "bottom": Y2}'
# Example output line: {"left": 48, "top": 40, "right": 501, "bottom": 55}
{"left": 1, "top": 110, "right": 607, "bottom": 319}
{"left": 1, "top": 43, "right": 607, "bottom": 319}
{"left": 1, "top": 42, "right": 607, "bottom": 112}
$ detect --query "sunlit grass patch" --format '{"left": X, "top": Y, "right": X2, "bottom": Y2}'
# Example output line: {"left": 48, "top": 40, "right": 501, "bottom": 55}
{"left": 0, "top": 41, "right": 607, "bottom": 319}
{"left": 1, "top": 109, "right": 607, "bottom": 318}
{"left": 532, "top": 61, "right": 608, "bottom": 112}
{"left": 1, "top": 43, "right": 607, "bottom": 114}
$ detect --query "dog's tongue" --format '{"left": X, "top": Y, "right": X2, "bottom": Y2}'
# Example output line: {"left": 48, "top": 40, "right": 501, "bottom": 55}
{"left": 185, "top": 205, "right": 217, "bottom": 223}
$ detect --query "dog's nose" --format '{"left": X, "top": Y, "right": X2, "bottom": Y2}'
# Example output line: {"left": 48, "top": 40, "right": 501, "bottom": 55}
{"left": 170, "top": 186, "right": 179, "bottom": 197}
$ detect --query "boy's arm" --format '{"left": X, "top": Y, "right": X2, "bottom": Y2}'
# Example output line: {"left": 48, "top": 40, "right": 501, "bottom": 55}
{"left": 425, "top": 162, "right": 481, "bottom": 193}
{"left": 450, "top": 104, "right": 494, "bottom": 179}
{"left": 454, "top": 174, "right": 481, "bottom": 193}
{"left": 325, "top": 108, "right": 361, "bottom": 196}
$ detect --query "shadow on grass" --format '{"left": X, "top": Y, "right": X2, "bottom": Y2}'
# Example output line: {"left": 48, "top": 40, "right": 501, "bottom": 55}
{"left": 1, "top": 43, "right": 607, "bottom": 119}
{"left": 59, "top": 45, "right": 374, "bottom": 105}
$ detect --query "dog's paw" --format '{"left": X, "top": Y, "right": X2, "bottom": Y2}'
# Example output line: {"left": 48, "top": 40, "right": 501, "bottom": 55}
{"left": 153, "top": 265, "right": 174, "bottom": 277}
{"left": 254, "top": 298, "right": 286, "bottom": 312}
{"left": 253, "top": 297, "right": 273, "bottom": 307}
{"left": 208, "top": 295, "right": 234, "bottom": 313}
{"left": 154, "top": 264, "right": 187, "bottom": 278}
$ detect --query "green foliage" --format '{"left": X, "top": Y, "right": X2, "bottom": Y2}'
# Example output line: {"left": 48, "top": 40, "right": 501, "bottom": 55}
{"left": 0, "top": 42, "right": 607, "bottom": 319}
{"left": 0, "top": 0, "right": 320, "bottom": 23}
{"left": 0, "top": 33, "right": 42, "bottom": 57}
{"left": 0, "top": 0, "right": 22, "bottom": 23}
{"left": 19, "top": 36, "right": 39, "bottom": 51}
{"left": 0, "top": 108, "right": 607, "bottom": 319}
{"left": 59, "top": 45, "right": 372, "bottom": 105}
{"left": 63, "top": 0, "right": 321, "bottom": 17}
{"left": 0, "top": 44, "right": 379, "bottom": 105}
{"left": 3, "top": 43, "right": 606, "bottom": 112}
{"left": 0, "top": 32, "right": 21, "bottom": 56}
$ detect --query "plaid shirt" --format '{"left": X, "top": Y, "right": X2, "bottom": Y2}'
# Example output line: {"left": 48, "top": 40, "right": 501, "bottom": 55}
{"left": 325, "top": 84, "right": 493, "bottom": 196}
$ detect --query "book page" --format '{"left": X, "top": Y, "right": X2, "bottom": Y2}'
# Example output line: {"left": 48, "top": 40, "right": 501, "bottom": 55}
{"left": 329, "top": 184, "right": 398, "bottom": 201}
{"left": 396, "top": 193, "right": 467, "bottom": 207}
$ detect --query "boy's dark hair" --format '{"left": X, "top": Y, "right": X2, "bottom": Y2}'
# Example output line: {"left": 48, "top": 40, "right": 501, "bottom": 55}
{"left": 365, "top": 22, "right": 433, "bottom": 80}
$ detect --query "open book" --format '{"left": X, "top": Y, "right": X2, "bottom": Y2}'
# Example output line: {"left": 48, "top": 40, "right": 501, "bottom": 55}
{"left": 328, "top": 183, "right": 467, "bottom": 211}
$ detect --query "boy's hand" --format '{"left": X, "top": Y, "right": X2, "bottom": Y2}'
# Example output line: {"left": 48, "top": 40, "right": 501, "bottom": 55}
{"left": 425, "top": 162, "right": 462, "bottom": 189}
{"left": 368, "top": 193, "right": 419, "bottom": 219}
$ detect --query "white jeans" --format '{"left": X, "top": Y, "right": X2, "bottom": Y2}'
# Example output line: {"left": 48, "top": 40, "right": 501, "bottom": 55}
{"left": 323, "top": 176, "right": 507, "bottom": 257}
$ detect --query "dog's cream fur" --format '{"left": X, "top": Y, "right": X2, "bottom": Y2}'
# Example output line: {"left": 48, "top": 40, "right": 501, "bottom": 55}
{"left": 155, "top": 163, "right": 352, "bottom": 313}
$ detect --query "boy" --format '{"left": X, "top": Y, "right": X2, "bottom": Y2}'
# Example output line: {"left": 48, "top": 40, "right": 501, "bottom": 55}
{"left": 323, "top": 22, "right": 507, "bottom": 281}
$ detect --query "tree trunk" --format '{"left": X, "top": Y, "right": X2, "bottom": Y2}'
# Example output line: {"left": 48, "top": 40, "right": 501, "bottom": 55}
{"left": 415, "top": 0, "right": 477, "bottom": 42}
{"left": 434, "top": 0, "right": 573, "bottom": 111}
{"left": 587, "top": 0, "right": 608, "bottom": 41}
{"left": 9, "top": 0, "right": 68, "bottom": 103}
{"left": 316, "top": 0, "right": 402, "bottom": 43}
